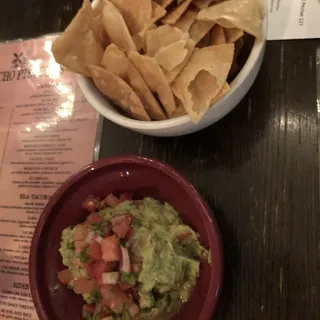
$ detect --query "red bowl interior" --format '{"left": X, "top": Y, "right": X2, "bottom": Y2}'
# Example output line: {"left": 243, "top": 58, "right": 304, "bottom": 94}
{"left": 29, "top": 155, "right": 223, "bottom": 320}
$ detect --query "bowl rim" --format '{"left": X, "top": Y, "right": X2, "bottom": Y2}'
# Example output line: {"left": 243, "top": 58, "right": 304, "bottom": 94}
{"left": 77, "top": 2, "right": 268, "bottom": 130}
{"left": 29, "top": 155, "right": 223, "bottom": 320}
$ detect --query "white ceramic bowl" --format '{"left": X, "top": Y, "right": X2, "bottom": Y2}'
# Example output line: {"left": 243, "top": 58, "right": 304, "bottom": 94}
{"left": 78, "top": 8, "right": 267, "bottom": 137}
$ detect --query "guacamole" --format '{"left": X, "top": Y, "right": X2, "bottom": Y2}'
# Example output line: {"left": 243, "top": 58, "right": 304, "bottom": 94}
{"left": 58, "top": 194, "right": 209, "bottom": 320}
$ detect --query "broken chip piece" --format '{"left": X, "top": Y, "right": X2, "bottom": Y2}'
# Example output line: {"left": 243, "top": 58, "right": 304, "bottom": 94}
{"left": 52, "top": 0, "right": 104, "bottom": 77}
{"left": 128, "top": 50, "right": 177, "bottom": 116}
{"left": 171, "top": 44, "right": 234, "bottom": 123}
{"left": 197, "top": 0, "right": 263, "bottom": 40}
{"left": 101, "top": 44, "right": 167, "bottom": 120}
{"left": 89, "top": 65, "right": 151, "bottom": 121}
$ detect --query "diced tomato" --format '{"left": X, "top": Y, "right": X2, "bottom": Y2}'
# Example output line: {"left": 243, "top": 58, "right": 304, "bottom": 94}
{"left": 82, "top": 304, "right": 95, "bottom": 314}
{"left": 74, "top": 240, "right": 86, "bottom": 253}
{"left": 101, "top": 310, "right": 113, "bottom": 317}
{"left": 112, "top": 219, "right": 130, "bottom": 239}
{"left": 82, "top": 196, "right": 100, "bottom": 212}
{"left": 119, "top": 193, "right": 132, "bottom": 202}
{"left": 73, "top": 225, "right": 89, "bottom": 241}
{"left": 106, "top": 261, "right": 119, "bottom": 271}
{"left": 86, "top": 261, "right": 118, "bottom": 284}
{"left": 73, "top": 279, "right": 95, "bottom": 294}
{"left": 104, "top": 223, "right": 112, "bottom": 237}
{"left": 87, "top": 241, "right": 102, "bottom": 260}
{"left": 125, "top": 226, "right": 135, "bottom": 241}
{"left": 95, "top": 303, "right": 113, "bottom": 317}
{"left": 125, "top": 287, "right": 139, "bottom": 302}
{"left": 101, "top": 236, "right": 120, "bottom": 262}
{"left": 105, "top": 194, "right": 120, "bottom": 208}
{"left": 119, "top": 283, "right": 132, "bottom": 291}
{"left": 86, "top": 260, "right": 106, "bottom": 283}
{"left": 57, "top": 269, "right": 72, "bottom": 285}
{"left": 100, "top": 284, "right": 129, "bottom": 313}
{"left": 131, "top": 262, "right": 141, "bottom": 274}
{"left": 85, "top": 212, "right": 104, "bottom": 225}
{"left": 177, "top": 232, "right": 191, "bottom": 242}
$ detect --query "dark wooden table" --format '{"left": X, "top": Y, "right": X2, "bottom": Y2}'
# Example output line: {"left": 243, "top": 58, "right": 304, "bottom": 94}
{"left": 1, "top": 0, "right": 319, "bottom": 319}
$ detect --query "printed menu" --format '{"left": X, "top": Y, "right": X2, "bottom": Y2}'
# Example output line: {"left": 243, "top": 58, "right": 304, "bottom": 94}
{"left": 0, "top": 35, "right": 100, "bottom": 319}
{"left": 267, "top": 0, "right": 320, "bottom": 40}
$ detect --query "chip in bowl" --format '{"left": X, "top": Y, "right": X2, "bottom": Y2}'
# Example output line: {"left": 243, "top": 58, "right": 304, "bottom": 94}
{"left": 52, "top": 0, "right": 264, "bottom": 124}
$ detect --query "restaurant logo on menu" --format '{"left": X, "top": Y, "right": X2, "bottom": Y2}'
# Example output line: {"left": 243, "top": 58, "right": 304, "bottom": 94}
{"left": 0, "top": 52, "right": 64, "bottom": 83}
{"left": 12, "top": 53, "right": 26, "bottom": 69}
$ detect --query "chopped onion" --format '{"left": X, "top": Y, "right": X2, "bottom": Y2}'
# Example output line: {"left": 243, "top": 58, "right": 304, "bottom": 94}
{"left": 95, "top": 236, "right": 103, "bottom": 244}
{"left": 128, "top": 303, "right": 139, "bottom": 317}
{"left": 120, "top": 246, "right": 131, "bottom": 273}
{"left": 105, "top": 193, "right": 120, "bottom": 208}
{"left": 111, "top": 214, "right": 127, "bottom": 225}
{"left": 101, "top": 272, "right": 120, "bottom": 285}
{"left": 85, "top": 231, "right": 94, "bottom": 244}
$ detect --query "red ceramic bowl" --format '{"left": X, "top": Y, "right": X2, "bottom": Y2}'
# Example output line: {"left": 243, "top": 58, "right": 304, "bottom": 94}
{"left": 29, "top": 155, "right": 223, "bottom": 320}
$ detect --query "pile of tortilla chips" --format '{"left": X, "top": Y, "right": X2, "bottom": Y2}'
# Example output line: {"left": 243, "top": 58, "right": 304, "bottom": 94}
{"left": 52, "top": 0, "right": 263, "bottom": 123}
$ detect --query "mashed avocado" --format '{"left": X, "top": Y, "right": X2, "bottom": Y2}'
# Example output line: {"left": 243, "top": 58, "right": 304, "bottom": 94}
{"left": 126, "top": 198, "right": 208, "bottom": 319}
{"left": 59, "top": 197, "right": 209, "bottom": 319}
{"left": 97, "top": 197, "right": 208, "bottom": 319}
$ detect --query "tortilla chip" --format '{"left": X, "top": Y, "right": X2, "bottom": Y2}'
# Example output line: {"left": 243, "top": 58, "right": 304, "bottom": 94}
{"left": 161, "top": 0, "right": 192, "bottom": 24}
{"left": 173, "top": 10, "right": 198, "bottom": 32}
{"left": 146, "top": 25, "right": 188, "bottom": 56}
{"left": 151, "top": 1, "right": 167, "bottom": 22}
{"left": 211, "top": 82, "right": 230, "bottom": 105}
{"left": 224, "top": 27, "right": 244, "bottom": 43}
{"left": 163, "top": 38, "right": 195, "bottom": 83}
{"left": 171, "top": 44, "right": 234, "bottom": 123}
{"left": 92, "top": 0, "right": 111, "bottom": 47}
{"left": 108, "top": 0, "right": 152, "bottom": 35}
{"left": 101, "top": 44, "right": 128, "bottom": 78}
{"left": 193, "top": 0, "right": 217, "bottom": 9}
{"left": 210, "top": 25, "right": 226, "bottom": 45}
{"left": 154, "top": 40, "right": 188, "bottom": 71}
{"left": 136, "top": 2, "right": 167, "bottom": 46}
{"left": 101, "top": 44, "right": 166, "bottom": 120}
{"left": 52, "top": 0, "right": 104, "bottom": 77}
{"left": 89, "top": 65, "right": 150, "bottom": 121}
{"left": 102, "top": 1, "right": 136, "bottom": 52}
{"left": 128, "top": 51, "right": 176, "bottom": 116}
{"left": 189, "top": 20, "right": 215, "bottom": 44}
{"left": 197, "top": 0, "right": 263, "bottom": 39}
{"left": 170, "top": 100, "right": 187, "bottom": 118}
{"left": 134, "top": 24, "right": 157, "bottom": 52}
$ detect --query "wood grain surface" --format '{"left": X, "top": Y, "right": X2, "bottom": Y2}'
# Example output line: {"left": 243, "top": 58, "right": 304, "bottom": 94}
{"left": 1, "top": 0, "right": 319, "bottom": 319}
